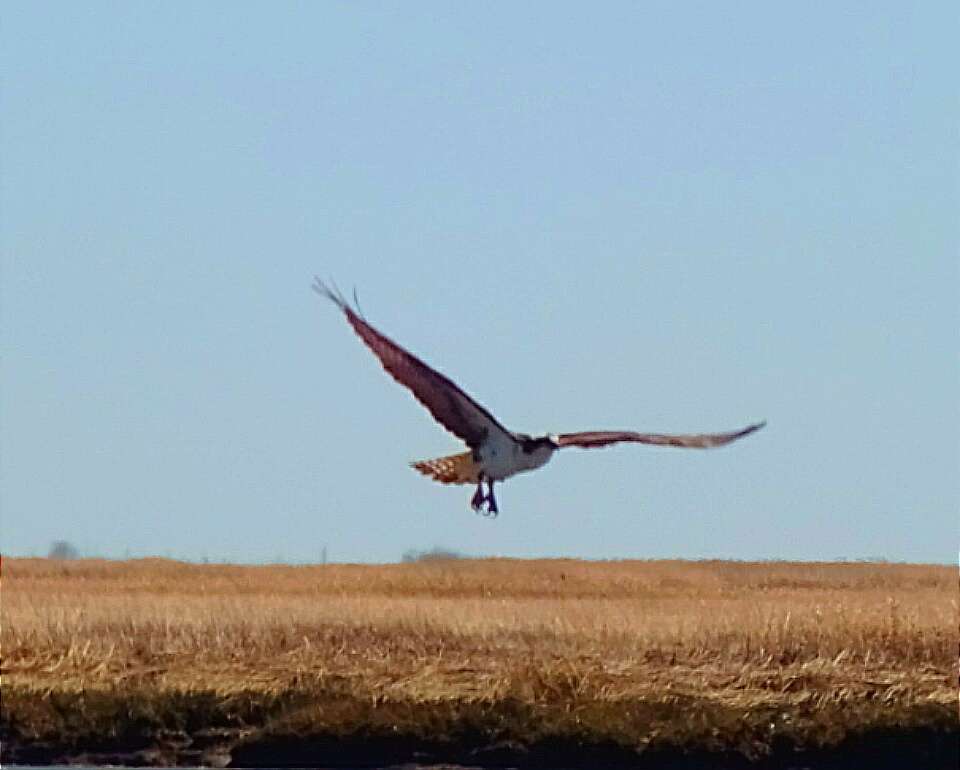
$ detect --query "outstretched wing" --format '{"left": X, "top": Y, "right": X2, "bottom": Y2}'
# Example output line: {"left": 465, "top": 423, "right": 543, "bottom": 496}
{"left": 313, "top": 278, "right": 514, "bottom": 449}
{"left": 555, "top": 421, "right": 765, "bottom": 449}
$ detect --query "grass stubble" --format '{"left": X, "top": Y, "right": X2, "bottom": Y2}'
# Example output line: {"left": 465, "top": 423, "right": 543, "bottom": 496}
{"left": 1, "top": 557, "right": 955, "bottom": 766}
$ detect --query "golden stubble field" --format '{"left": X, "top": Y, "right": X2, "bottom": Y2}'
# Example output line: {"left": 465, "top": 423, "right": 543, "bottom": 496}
{"left": 1, "top": 556, "right": 955, "bottom": 764}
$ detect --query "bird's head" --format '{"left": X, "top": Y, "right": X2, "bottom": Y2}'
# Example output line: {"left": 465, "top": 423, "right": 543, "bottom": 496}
{"left": 517, "top": 433, "right": 559, "bottom": 455}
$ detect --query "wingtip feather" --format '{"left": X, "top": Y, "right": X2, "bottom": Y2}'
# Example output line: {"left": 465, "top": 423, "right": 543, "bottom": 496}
{"left": 312, "top": 276, "right": 343, "bottom": 307}
{"left": 312, "top": 276, "right": 362, "bottom": 318}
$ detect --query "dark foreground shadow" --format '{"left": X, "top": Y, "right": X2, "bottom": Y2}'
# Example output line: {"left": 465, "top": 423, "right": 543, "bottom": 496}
{"left": 228, "top": 726, "right": 957, "bottom": 769}
{"left": 4, "top": 688, "right": 956, "bottom": 768}
{"left": 3, "top": 726, "right": 957, "bottom": 769}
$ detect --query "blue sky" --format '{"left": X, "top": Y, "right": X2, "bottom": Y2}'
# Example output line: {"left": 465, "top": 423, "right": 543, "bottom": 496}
{"left": 2, "top": 3, "right": 956, "bottom": 564}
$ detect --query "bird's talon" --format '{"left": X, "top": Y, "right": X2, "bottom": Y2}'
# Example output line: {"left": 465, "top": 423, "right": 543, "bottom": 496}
{"left": 470, "top": 484, "right": 485, "bottom": 511}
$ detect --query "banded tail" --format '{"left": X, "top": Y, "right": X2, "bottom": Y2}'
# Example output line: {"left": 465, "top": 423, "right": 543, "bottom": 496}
{"left": 411, "top": 451, "right": 480, "bottom": 485}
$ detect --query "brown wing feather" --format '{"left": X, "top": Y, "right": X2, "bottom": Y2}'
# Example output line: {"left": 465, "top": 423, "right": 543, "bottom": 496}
{"left": 313, "top": 278, "right": 513, "bottom": 448}
{"left": 556, "top": 421, "right": 765, "bottom": 449}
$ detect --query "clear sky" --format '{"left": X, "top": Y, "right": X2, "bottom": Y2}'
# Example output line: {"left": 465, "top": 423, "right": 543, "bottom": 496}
{"left": 2, "top": 3, "right": 956, "bottom": 564}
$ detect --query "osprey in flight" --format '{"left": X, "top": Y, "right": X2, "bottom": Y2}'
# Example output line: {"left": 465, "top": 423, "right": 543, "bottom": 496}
{"left": 313, "top": 279, "right": 764, "bottom": 516}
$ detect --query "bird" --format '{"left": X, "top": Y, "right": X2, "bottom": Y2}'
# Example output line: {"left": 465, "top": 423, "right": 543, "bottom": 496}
{"left": 313, "top": 278, "right": 764, "bottom": 517}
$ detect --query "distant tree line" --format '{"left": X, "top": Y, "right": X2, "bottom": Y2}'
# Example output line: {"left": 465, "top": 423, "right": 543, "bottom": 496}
{"left": 401, "top": 546, "right": 468, "bottom": 563}
{"left": 47, "top": 540, "right": 79, "bottom": 560}
{"left": 43, "top": 539, "right": 476, "bottom": 565}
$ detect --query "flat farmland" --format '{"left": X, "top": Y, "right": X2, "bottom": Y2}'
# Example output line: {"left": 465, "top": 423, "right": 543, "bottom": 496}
{"left": 1, "top": 557, "right": 955, "bottom": 767}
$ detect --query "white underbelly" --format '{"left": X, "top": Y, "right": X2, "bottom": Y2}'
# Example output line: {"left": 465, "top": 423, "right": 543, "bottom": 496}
{"left": 482, "top": 450, "right": 522, "bottom": 481}
{"left": 479, "top": 435, "right": 553, "bottom": 481}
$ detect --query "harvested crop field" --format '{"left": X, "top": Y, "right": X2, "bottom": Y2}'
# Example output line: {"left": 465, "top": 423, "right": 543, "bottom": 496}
{"left": 1, "top": 556, "right": 955, "bottom": 767}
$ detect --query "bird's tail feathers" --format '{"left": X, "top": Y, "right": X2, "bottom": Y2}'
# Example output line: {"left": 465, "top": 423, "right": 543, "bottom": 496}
{"left": 411, "top": 452, "right": 480, "bottom": 485}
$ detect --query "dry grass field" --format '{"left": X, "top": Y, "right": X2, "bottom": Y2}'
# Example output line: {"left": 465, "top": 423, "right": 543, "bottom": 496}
{"left": 1, "top": 556, "right": 955, "bottom": 766}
